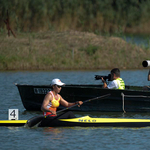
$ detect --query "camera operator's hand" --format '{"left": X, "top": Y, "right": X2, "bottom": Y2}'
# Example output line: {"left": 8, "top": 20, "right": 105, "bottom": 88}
{"left": 101, "top": 77, "right": 106, "bottom": 83}
{"left": 102, "top": 77, "right": 108, "bottom": 88}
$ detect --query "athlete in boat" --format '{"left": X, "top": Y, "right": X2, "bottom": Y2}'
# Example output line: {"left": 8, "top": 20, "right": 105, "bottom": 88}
{"left": 102, "top": 68, "right": 125, "bottom": 90}
{"left": 39, "top": 78, "right": 83, "bottom": 127}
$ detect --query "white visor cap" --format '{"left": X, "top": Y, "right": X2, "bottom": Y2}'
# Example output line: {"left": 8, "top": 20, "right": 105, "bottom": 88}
{"left": 51, "top": 78, "right": 65, "bottom": 86}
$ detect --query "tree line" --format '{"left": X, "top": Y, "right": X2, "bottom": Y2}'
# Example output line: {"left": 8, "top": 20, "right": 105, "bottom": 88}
{"left": 1, "top": 0, "right": 150, "bottom": 34}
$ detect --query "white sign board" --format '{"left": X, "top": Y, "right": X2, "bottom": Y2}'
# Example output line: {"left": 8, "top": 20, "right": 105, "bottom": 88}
{"left": 8, "top": 109, "right": 19, "bottom": 120}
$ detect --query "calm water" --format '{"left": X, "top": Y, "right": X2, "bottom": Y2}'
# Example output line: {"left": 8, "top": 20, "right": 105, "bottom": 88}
{"left": 1, "top": 70, "right": 150, "bottom": 150}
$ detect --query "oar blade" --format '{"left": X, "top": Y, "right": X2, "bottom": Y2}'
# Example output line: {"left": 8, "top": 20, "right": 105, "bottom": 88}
{"left": 27, "top": 115, "right": 44, "bottom": 127}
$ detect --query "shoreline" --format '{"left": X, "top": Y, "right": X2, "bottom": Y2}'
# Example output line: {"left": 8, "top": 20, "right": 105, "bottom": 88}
{"left": 0, "top": 31, "right": 149, "bottom": 71}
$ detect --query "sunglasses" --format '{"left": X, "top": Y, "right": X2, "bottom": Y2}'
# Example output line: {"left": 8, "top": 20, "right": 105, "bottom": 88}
{"left": 56, "top": 85, "right": 62, "bottom": 88}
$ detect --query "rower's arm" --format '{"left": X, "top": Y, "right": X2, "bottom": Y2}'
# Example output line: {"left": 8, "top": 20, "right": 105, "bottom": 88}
{"left": 41, "top": 93, "right": 56, "bottom": 115}
{"left": 60, "top": 96, "right": 83, "bottom": 107}
{"left": 60, "top": 97, "right": 76, "bottom": 107}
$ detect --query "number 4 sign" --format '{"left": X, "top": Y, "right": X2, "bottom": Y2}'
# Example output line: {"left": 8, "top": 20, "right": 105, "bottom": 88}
{"left": 8, "top": 109, "right": 19, "bottom": 120}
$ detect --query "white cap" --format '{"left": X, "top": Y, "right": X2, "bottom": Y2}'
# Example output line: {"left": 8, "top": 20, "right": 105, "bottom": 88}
{"left": 51, "top": 78, "right": 65, "bottom": 86}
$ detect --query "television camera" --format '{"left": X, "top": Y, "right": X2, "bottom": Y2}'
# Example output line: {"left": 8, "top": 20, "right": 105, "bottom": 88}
{"left": 95, "top": 74, "right": 111, "bottom": 81}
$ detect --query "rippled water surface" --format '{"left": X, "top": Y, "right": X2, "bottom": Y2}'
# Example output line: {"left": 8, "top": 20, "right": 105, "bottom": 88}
{"left": 1, "top": 70, "right": 150, "bottom": 150}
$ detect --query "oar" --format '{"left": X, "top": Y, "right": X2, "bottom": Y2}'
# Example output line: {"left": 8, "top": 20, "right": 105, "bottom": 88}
{"left": 27, "top": 93, "right": 111, "bottom": 127}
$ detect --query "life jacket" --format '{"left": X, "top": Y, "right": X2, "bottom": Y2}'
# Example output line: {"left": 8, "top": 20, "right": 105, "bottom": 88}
{"left": 43, "top": 91, "right": 60, "bottom": 117}
{"left": 116, "top": 78, "right": 125, "bottom": 89}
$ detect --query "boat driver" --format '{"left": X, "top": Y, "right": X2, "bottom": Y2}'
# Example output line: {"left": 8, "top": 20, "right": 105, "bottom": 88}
{"left": 101, "top": 68, "right": 125, "bottom": 89}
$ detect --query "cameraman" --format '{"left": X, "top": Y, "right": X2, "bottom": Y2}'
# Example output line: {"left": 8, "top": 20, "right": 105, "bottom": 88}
{"left": 148, "top": 69, "right": 150, "bottom": 81}
{"left": 143, "top": 69, "right": 150, "bottom": 90}
{"left": 102, "top": 68, "right": 125, "bottom": 89}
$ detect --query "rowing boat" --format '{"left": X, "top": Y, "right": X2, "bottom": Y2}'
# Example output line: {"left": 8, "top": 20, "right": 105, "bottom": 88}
{"left": 1, "top": 116, "right": 150, "bottom": 127}
{"left": 0, "top": 120, "right": 27, "bottom": 126}
{"left": 38, "top": 116, "right": 150, "bottom": 128}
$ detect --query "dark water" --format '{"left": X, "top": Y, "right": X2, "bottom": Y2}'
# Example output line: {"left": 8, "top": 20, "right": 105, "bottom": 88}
{"left": 1, "top": 70, "right": 150, "bottom": 150}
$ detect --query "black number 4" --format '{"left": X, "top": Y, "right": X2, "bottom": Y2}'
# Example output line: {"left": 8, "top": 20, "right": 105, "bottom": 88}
{"left": 10, "top": 110, "right": 16, "bottom": 118}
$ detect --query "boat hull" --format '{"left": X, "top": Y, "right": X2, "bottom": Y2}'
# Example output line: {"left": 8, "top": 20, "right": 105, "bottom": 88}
{"left": 39, "top": 116, "right": 150, "bottom": 128}
{"left": 1, "top": 117, "right": 150, "bottom": 128}
{"left": 15, "top": 84, "right": 150, "bottom": 112}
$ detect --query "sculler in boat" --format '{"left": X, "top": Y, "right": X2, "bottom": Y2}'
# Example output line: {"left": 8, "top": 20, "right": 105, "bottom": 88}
{"left": 39, "top": 78, "right": 83, "bottom": 127}
{"left": 101, "top": 68, "right": 125, "bottom": 90}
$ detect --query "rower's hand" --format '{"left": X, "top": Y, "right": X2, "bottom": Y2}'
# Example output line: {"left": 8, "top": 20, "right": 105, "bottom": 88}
{"left": 51, "top": 110, "right": 57, "bottom": 116}
{"left": 76, "top": 101, "right": 83, "bottom": 107}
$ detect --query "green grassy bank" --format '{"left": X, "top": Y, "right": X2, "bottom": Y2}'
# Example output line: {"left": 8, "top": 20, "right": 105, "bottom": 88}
{"left": 0, "top": 31, "right": 149, "bottom": 70}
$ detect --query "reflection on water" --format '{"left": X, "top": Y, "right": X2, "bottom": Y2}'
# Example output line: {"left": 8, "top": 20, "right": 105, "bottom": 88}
{"left": 43, "top": 127, "right": 63, "bottom": 136}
